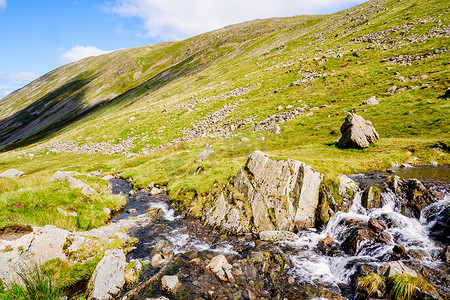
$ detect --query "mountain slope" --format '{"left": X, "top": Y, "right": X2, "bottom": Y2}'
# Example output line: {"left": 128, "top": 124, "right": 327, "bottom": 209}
{"left": 0, "top": 0, "right": 449, "bottom": 211}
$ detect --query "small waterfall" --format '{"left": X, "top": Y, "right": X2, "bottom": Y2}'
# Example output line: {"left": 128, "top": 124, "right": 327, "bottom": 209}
{"left": 286, "top": 189, "right": 448, "bottom": 288}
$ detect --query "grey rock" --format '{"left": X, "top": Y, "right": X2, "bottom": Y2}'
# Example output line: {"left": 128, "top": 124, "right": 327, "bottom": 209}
{"left": 51, "top": 171, "right": 95, "bottom": 196}
{"left": 102, "top": 175, "right": 115, "bottom": 181}
{"left": 87, "top": 249, "right": 126, "bottom": 300}
{"left": 89, "top": 170, "right": 103, "bottom": 177}
{"left": 361, "top": 96, "right": 379, "bottom": 106}
{"left": 161, "top": 275, "right": 179, "bottom": 293}
{"left": 57, "top": 207, "right": 77, "bottom": 217}
{"left": 337, "top": 174, "right": 359, "bottom": 196}
{"left": 0, "top": 169, "right": 25, "bottom": 179}
{"left": 259, "top": 230, "right": 297, "bottom": 242}
{"left": 380, "top": 261, "right": 417, "bottom": 277}
{"left": 206, "top": 254, "right": 228, "bottom": 274}
{"left": 337, "top": 113, "right": 379, "bottom": 149}
{"left": 273, "top": 124, "right": 281, "bottom": 135}
{"left": 195, "top": 149, "right": 214, "bottom": 162}
{"left": 150, "top": 187, "right": 164, "bottom": 196}
{"left": 103, "top": 207, "right": 112, "bottom": 215}
{"left": 240, "top": 137, "right": 250, "bottom": 142}
{"left": 387, "top": 86, "right": 398, "bottom": 93}
{"left": 127, "top": 208, "right": 137, "bottom": 214}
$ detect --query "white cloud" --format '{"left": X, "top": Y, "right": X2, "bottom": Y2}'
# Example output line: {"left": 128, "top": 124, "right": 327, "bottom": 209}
{"left": 104, "top": 0, "right": 365, "bottom": 39}
{"left": 59, "top": 45, "right": 115, "bottom": 63}
{"left": 0, "top": 72, "right": 39, "bottom": 100}
{"left": 0, "top": 0, "right": 6, "bottom": 9}
{"left": 0, "top": 72, "right": 38, "bottom": 82}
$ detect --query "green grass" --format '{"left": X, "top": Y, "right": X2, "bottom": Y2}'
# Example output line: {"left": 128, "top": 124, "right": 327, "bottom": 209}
{"left": 0, "top": 258, "right": 101, "bottom": 300}
{"left": 0, "top": 265, "right": 63, "bottom": 300}
{"left": 387, "top": 274, "right": 436, "bottom": 300}
{"left": 0, "top": 177, "right": 125, "bottom": 230}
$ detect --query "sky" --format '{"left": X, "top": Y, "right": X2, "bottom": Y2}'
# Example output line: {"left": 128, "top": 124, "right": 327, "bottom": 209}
{"left": 0, "top": 0, "right": 366, "bottom": 100}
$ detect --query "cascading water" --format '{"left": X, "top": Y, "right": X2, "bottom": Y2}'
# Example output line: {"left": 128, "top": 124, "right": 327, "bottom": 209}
{"left": 285, "top": 189, "right": 449, "bottom": 292}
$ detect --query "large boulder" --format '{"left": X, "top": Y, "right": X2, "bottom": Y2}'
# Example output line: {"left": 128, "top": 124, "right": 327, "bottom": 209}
{"left": 204, "top": 151, "right": 323, "bottom": 233}
{"left": 337, "top": 113, "right": 379, "bottom": 149}
{"left": 87, "top": 249, "right": 126, "bottom": 300}
{"left": 0, "top": 169, "right": 25, "bottom": 179}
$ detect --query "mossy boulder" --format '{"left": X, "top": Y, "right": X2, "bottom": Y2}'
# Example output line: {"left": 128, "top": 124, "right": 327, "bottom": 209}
{"left": 361, "top": 185, "right": 382, "bottom": 210}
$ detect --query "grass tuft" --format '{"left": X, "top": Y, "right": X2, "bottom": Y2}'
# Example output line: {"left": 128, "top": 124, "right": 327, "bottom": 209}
{"left": 356, "top": 273, "right": 385, "bottom": 298}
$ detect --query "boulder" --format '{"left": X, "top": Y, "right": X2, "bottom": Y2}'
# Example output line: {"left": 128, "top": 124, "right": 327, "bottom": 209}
{"left": 51, "top": 171, "right": 95, "bottom": 196}
{"left": 361, "top": 185, "right": 382, "bottom": 210}
{"left": 337, "top": 113, "right": 379, "bottom": 149}
{"left": 391, "top": 243, "right": 408, "bottom": 260}
{"left": 206, "top": 254, "right": 228, "bottom": 274}
{"left": 387, "top": 86, "right": 397, "bottom": 93}
{"left": 0, "top": 169, "right": 25, "bottom": 179}
{"left": 195, "top": 149, "right": 214, "bottom": 163}
{"left": 361, "top": 96, "right": 379, "bottom": 106}
{"left": 150, "top": 187, "right": 164, "bottom": 196}
{"left": 0, "top": 209, "right": 158, "bottom": 286}
{"left": 318, "top": 236, "right": 340, "bottom": 256}
{"left": 404, "top": 179, "right": 435, "bottom": 218}
{"left": 337, "top": 174, "right": 359, "bottom": 196}
{"left": 259, "top": 230, "right": 297, "bottom": 242}
{"left": 380, "top": 261, "right": 417, "bottom": 277}
{"left": 204, "top": 151, "right": 323, "bottom": 233}
{"left": 368, "top": 218, "right": 387, "bottom": 233}
{"left": 87, "top": 249, "right": 126, "bottom": 300}
{"left": 150, "top": 239, "right": 173, "bottom": 268}
{"left": 161, "top": 275, "right": 179, "bottom": 293}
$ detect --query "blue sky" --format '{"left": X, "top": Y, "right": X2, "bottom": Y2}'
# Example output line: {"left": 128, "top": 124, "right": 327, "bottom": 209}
{"left": 0, "top": 0, "right": 365, "bottom": 99}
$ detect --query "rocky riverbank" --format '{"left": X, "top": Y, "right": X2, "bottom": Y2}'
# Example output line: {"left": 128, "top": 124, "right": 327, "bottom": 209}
{"left": 1, "top": 151, "right": 449, "bottom": 300}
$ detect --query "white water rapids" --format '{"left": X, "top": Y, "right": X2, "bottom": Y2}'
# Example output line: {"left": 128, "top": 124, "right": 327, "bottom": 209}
{"left": 284, "top": 191, "right": 449, "bottom": 287}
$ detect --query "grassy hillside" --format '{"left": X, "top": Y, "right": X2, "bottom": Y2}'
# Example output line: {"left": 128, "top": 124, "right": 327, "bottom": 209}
{"left": 0, "top": 0, "right": 449, "bottom": 226}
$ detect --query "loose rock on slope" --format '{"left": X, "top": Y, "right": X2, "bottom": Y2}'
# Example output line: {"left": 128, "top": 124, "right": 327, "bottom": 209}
{"left": 337, "top": 113, "right": 379, "bottom": 149}
{"left": 0, "top": 169, "right": 25, "bottom": 179}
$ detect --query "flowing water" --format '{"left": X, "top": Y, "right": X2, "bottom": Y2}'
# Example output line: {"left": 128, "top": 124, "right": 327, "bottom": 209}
{"left": 109, "top": 167, "right": 449, "bottom": 299}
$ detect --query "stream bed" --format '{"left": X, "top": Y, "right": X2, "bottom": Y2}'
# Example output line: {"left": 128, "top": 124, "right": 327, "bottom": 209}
{"left": 109, "top": 167, "right": 450, "bottom": 300}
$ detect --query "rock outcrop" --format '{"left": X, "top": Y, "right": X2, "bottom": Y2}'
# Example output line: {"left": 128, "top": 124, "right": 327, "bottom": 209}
{"left": 87, "top": 249, "right": 126, "bottom": 300}
{"left": 0, "top": 209, "right": 160, "bottom": 285}
{"left": 337, "top": 113, "right": 379, "bottom": 149}
{"left": 0, "top": 169, "right": 25, "bottom": 179}
{"left": 204, "top": 151, "right": 323, "bottom": 233}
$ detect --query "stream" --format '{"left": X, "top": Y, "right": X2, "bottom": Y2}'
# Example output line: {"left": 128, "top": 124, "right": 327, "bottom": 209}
{"left": 109, "top": 167, "right": 450, "bottom": 300}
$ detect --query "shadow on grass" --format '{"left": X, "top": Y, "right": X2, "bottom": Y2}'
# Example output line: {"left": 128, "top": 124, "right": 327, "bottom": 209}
{"left": 0, "top": 50, "right": 214, "bottom": 152}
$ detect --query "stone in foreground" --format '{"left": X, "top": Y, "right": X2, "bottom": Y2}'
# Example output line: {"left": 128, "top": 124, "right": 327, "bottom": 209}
{"left": 337, "top": 113, "right": 379, "bottom": 149}
{"left": 87, "top": 249, "right": 126, "bottom": 300}
{"left": 204, "top": 151, "right": 323, "bottom": 233}
{"left": 0, "top": 169, "right": 25, "bottom": 179}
